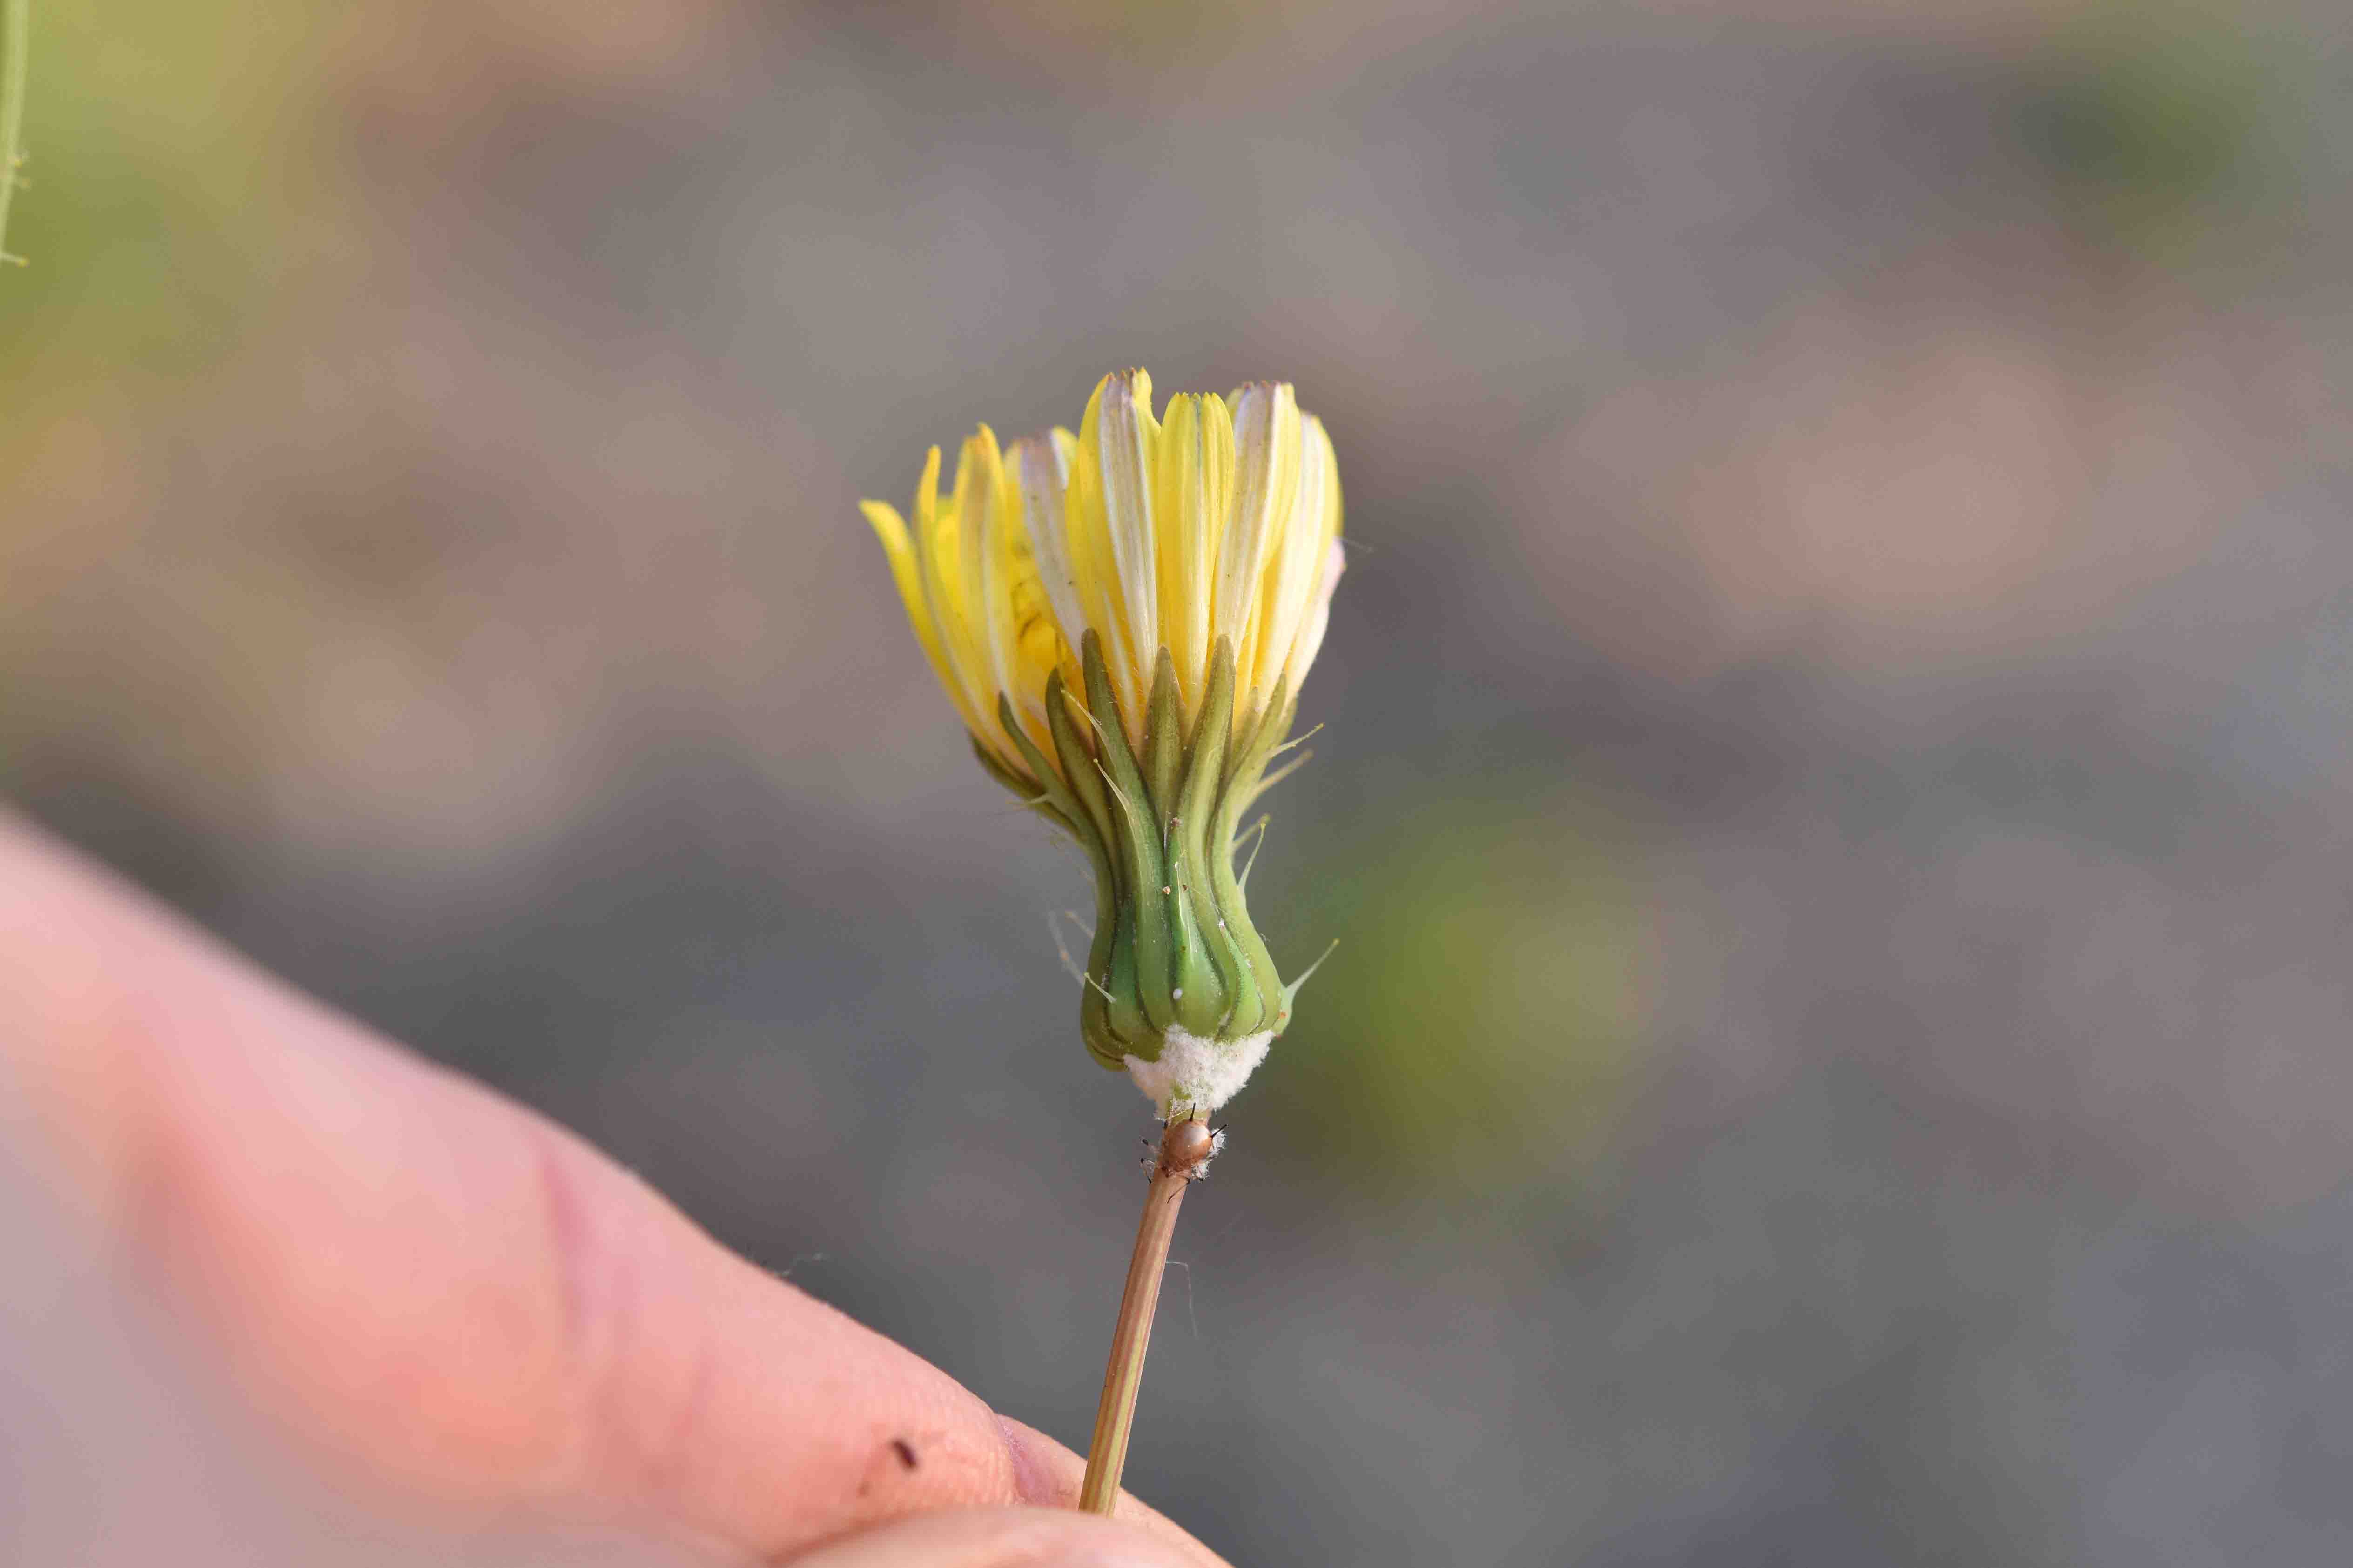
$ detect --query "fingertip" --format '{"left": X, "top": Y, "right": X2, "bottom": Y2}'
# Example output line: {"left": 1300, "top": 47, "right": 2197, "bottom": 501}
{"left": 994, "top": 1420, "right": 1217, "bottom": 1564}
{"left": 780, "top": 1506, "right": 1222, "bottom": 1568}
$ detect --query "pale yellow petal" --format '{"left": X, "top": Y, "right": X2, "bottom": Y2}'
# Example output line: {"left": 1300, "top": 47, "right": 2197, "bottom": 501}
{"left": 993, "top": 448, "right": 1066, "bottom": 761}
{"left": 958, "top": 426, "right": 1033, "bottom": 764}
{"left": 1043, "top": 427, "right": 1090, "bottom": 703}
{"left": 1216, "top": 382, "right": 1300, "bottom": 703}
{"left": 1278, "top": 536, "right": 1345, "bottom": 698}
{"left": 939, "top": 434, "right": 1002, "bottom": 741}
{"left": 1069, "top": 378, "right": 1131, "bottom": 735}
{"left": 1089, "top": 369, "right": 1161, "bottom": 719}
{"left": 899, "top": 448, "right": 992, "bottom": 740}
{"left": 1237, "top": 400, "right": 1311, "bottom": 706}
{"left": 1271, "top": 416, "right": 1345, "bottom": 697}
{"left": 860, "top": 497, "right": 964, "bottom": 727}
{"left": 1014, "top": 435, "right": 1085, "bottom": 658}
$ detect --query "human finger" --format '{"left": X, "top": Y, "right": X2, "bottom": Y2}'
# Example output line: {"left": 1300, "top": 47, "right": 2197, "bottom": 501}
{"left": 783, "top": 1507, "right": 1207, "bottom": 1568}
{"left": 0, "top": 815, "right": 1223, "bottom": 1566}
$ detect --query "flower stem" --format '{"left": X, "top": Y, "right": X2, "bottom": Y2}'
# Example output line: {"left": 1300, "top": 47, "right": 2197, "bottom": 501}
{"left": 1078, "top": 1113, "right": 1217, "bottom": 1514}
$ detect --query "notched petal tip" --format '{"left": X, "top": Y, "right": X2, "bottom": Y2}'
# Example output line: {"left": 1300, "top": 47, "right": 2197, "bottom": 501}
{"left": 1097, "top": 366, "right": 1153, "bottom": 409}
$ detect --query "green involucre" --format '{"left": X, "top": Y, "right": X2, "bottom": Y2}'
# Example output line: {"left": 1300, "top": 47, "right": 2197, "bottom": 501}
{"left": 986, "top": 630, "right": 1298, "bottom": 1070}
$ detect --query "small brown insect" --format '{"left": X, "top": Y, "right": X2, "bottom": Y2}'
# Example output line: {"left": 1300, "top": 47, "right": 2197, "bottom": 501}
{"left": 1159, "top": 1118, "right": 1217, "bottom": 1179}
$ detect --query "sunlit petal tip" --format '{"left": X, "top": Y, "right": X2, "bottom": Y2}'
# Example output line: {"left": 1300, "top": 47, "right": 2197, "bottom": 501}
{"left": 858, "top": 497, "right": 908, "bottom": 545}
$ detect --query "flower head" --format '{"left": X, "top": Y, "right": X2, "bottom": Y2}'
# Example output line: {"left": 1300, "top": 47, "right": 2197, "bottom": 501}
{"left": 862, "top": 369, "right": 1344, "bottom": 1113}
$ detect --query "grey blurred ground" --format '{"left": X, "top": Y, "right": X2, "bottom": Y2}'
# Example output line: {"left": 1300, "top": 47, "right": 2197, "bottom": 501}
{"left": 7, "top": 1, "right": 2353, "bottom": 1563}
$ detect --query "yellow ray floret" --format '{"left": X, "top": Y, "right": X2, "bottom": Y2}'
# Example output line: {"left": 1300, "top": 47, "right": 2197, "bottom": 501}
{"left": 860, "top": 369, "right": 1345, "bottom": 786}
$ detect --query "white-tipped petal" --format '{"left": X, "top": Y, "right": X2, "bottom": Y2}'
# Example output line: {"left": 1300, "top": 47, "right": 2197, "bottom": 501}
{"left": 1215, "top": 383, "right": 1300, "bottom": 700}
{"left": 1279, "top": 537, "right": 1346, "bottom": 698}
{"left": 1245, "top": 411, "right": 1328, "bottom": 710}
{"left": 1093, "top": 370, "right": 1161, "bottom": 719}
{"left": 1015, "top": 435, "right": 1086, "bottom": 657}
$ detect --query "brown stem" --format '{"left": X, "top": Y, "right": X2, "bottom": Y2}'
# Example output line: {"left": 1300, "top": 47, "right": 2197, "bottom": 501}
{"left": 1078, "top": 1113, "right": 1217, "bottom": 1514}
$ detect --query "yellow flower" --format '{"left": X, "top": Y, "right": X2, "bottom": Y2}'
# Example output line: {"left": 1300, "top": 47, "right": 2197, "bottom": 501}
{"left": 861, "top": 369, "right": 1345, "bottom": 1113}
{"left": 861, "top": 370, "right": 1342, "bottom": 785}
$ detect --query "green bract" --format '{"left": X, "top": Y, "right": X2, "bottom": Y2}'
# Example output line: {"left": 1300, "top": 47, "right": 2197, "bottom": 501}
{"left": 977, "top": 630, "right": 1311, "bottom": 1075}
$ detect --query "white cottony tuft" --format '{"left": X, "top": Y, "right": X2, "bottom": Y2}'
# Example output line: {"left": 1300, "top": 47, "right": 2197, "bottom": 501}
{"left": 1123, "top": 1026, "right": 1273, "bottom": 1117}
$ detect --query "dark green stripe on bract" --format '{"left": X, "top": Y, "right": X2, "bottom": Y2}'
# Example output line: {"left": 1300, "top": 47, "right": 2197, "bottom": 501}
{"left": 1043, "top": 671, "right": 1125, "bottom": 1067}
{"left": 1170, "top": 642, "right": 1238, "bottom": 1037}
{"left": 1083, "top": 632, "right": 1175, "bottom": 1045}
{"left": 1214, "top": 676, "right": 1291, "bottom": 1033}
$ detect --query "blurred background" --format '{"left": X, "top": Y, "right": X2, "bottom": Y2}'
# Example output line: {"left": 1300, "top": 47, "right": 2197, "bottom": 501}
{"left": 5, "top": 0, "right": 2352, "bottom": 1561}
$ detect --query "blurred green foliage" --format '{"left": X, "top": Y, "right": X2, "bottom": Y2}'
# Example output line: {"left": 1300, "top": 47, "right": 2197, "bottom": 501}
{"left": 1255, "top": 780, "right": 1652, "bottom": 1206}
{"left": 2, "top": 0, "right": 27, "bottom": 267}
{"left": 2010, "top": 5, "right": 2266, "bottom": 247}
{"left": 0, "top": 1, "right": 329, "bottom": 388}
